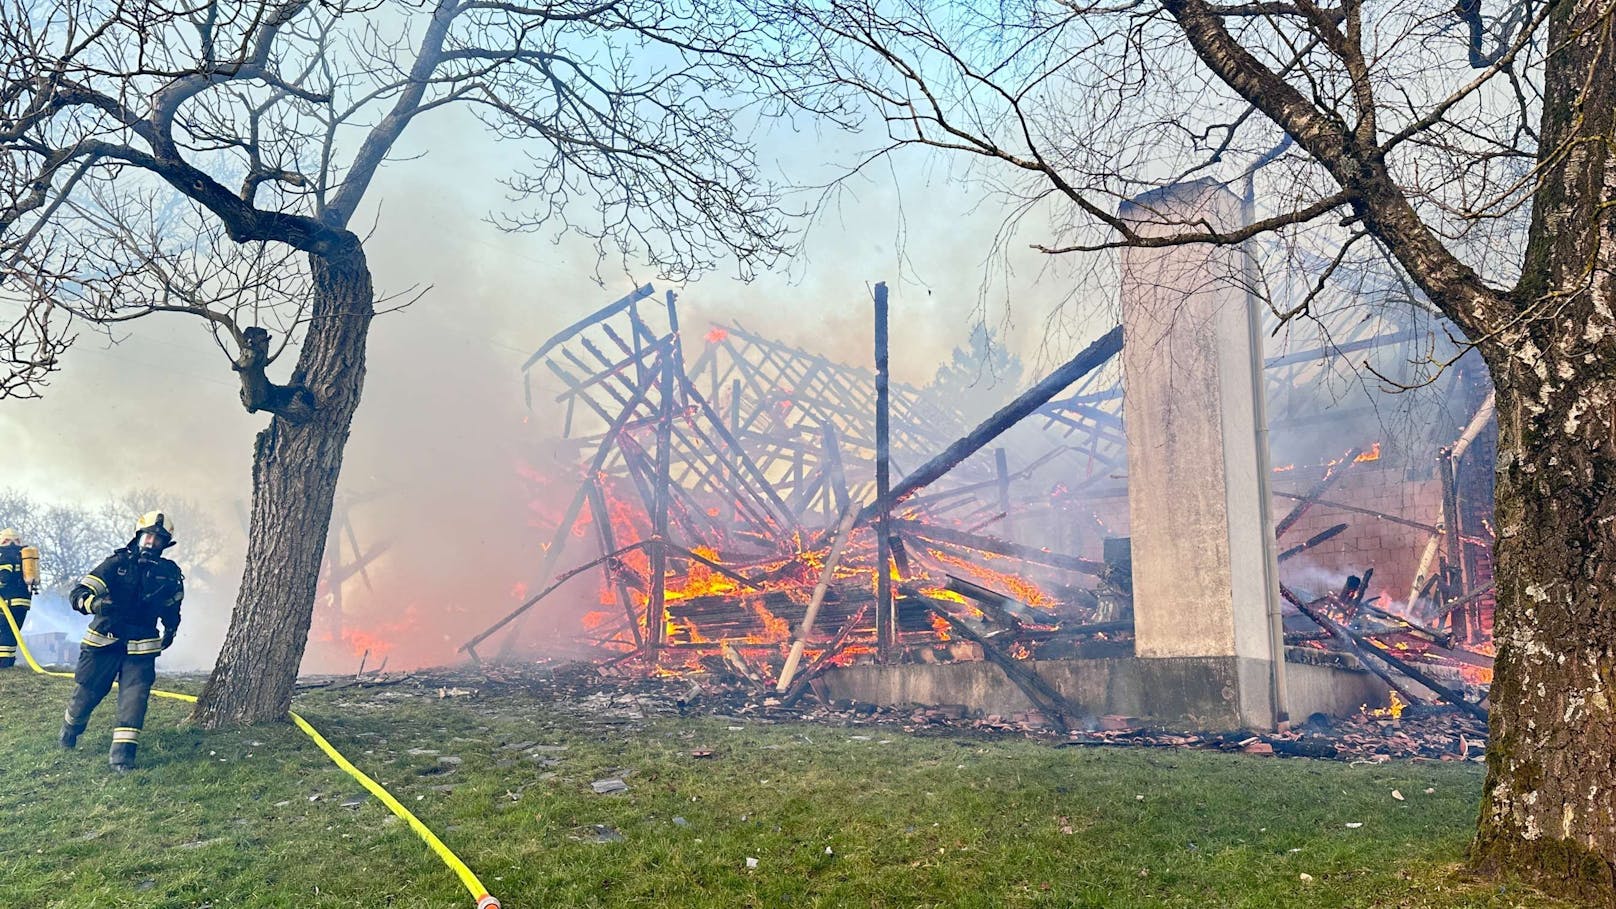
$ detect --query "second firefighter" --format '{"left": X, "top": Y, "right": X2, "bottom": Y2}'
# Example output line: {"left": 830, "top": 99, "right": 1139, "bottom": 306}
{"left": 0, "top": 528, "right": 41, "bottom": 668}
{"left": 60, "top": 511, "right": 184, "bottom": 772}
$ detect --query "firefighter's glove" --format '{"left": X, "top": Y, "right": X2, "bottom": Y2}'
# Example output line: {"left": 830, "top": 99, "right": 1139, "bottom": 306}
{"left": 74, "top": 594, "right": 112, "bottom": 616}
{"left": 160, "top": 629, "right": 176, "bottom": 652}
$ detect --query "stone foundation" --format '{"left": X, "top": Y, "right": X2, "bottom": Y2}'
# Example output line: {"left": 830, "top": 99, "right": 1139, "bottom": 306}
{"left": 822, "top": 652, "right": 1387, "bottom": 731}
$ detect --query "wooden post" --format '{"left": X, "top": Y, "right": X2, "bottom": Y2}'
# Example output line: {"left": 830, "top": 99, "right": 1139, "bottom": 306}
{"left": 1437, "top": 447, "right": 1468, "bottom": 642}
{"left": 586, "top": 478, "right": 644, "bottom": 648}
{"left": 728, "top": 377, "right": 744, "bottom": 525}
{"left": 824, "top": 423, "right": 850, "bottom": 517}
{"left": 874, "top": 282, "right": 895, "bottom": 661}
{"left": 647, "top": 355, "right": 676, "bottom": 661}
{"left": 777, "top": 504, "right": 863, "bottom": 692}
{"left": 994, "top": 447, "right": 1013, "bottom": 538}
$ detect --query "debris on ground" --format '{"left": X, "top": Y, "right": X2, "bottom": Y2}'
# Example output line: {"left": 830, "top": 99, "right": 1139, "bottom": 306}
{"left": 300, "top": 660, "right": 1487, "bottom": 764}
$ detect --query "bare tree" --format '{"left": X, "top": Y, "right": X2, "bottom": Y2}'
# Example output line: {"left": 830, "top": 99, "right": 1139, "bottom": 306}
{"left": 776, "top": 0, "right": 1614, "bottom": 896}
{"left": 0, "top": 487, "right": 223, "bottom": 591}
{"left": 0, "top": 0, "right": 838, "bottom": 726}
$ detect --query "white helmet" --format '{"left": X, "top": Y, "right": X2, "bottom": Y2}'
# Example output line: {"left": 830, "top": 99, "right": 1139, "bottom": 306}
{"left": 0, "top": 528, "right": 19, "bottom": 546}
{"left": 134, "top": 511, "right": 176, "bottom": 538}
{"left": 133, "top": 511, "right": 176, "bottom": 556}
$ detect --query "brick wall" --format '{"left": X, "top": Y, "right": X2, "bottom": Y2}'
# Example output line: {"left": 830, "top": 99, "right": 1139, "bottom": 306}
{"left": 1270, "top": 461, "right": 1447, "bottom": 609}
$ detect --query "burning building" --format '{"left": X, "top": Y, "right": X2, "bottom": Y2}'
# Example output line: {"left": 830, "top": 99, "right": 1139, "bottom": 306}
{"left": 463, "top": 181, "right": 1495, "bottom": 732}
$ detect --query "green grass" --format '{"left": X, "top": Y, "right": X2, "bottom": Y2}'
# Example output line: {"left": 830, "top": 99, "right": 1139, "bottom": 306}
{"left": 0, "top": 668, "right": 1572, "bottom": 908}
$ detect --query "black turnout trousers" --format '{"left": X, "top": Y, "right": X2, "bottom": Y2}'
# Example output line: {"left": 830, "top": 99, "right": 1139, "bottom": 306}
{"left": 64, "top": 641, "right": 156, "bottom": 765}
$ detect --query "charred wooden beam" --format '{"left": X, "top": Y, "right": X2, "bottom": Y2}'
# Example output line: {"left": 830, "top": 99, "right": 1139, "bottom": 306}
{"left": 652, "top": 423, "right": 771, "bottom": 533}
{"left": 663, "top": 542, "right": 766, "bottom": 591}
{"left": 778, "top": 505, "right": 863, "bottom": 691}
{"left": 1273, "top": 447, "right": 1364, "bottom": 539}
{"left": 1433, "top": 582, "right": 1495, "bottom": 619}
{"left": 906, "top": 447, "right": 1071, "bottom": 513}
{"left": 926, "top": 601, "right": 1080, "bottom": 732}
{"left": 853, "top": 325, "right": 1124, "bottom": 528}
{"left": 646, "top": 356, "right": 677, "bottom": 662}
{"left": 941, "top": 574, "right": 1025, "bottom": 630}
{"left": 586, "top": 478, "right": 644, "bottom": 648}
{"left": 780, "top": 604, "right": 871, "bottom": 707}
{"left": 894, "top": 518, "right": 1107, "bottom": 576}
{"left": 463, "top": 541, "right": 652, "bottom": 655}
{"left": 552, "top": 341, "right": 654, "bottom": 406}
{"left": 875, "top": 283, "right": 895, "bottom": 661}
{"left": 1437, "top": 446, "right": 1472, "bottom": 643}
{"left": 521, "top": 283, "right": 657, "bottom": 406}
{"left": 1276, "top": 523, "right": 1348, "bottom": 562}
{"left": 564, "top": 344, "right": 638, "bottom": 409}
{"left": 618, "top": 433, "right": 712, "bottom": 543}
{"left": 994, "top": 448, "right": 1014, "bottom": 538}
{"left": 1353, "top": 599, "right": 1452, "bottom": 647}
{"left": 824, "top": 424, "right": 851, "bottom": 516}
{"left": 1279, "top": 583, "right": 1427, "bottom": 708}
{"left": 475, "top": 342, "right": 671, "bottom": 658}
{"left": 1356, "top": 633, "right": 1487, "bottom": 720}
{"left": 545, "top": 358, "right": 619, "bottom": 424}
{"left": 1280, "top": 583, "right": 1486, "bottom": 719}
{"left": 679, "top": 374, "right": 801, "bottom": 534}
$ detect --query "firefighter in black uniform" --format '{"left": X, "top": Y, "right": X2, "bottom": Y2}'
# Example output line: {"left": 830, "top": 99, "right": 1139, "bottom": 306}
{"left": 59, "top": 512, "right": 183, "bottom": 772}
{"left": 0, "top": 528, "right": 40, "bottom": 668}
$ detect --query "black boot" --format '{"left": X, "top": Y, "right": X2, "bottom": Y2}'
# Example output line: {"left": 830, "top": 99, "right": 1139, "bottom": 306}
{"left": 109, "top": 740, "right": 137, "bottom": 772}
{"left": 59, "top": 723, "right": 80, "bottom": 749}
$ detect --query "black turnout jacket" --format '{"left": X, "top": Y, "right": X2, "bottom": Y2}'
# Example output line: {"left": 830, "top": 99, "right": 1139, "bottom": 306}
{"left": 72, "top": 541, "right": 183, "bottom": 653}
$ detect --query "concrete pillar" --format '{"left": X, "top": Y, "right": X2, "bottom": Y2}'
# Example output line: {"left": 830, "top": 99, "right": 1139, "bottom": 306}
{"left": 1119, "top": 179, "right": 1278, "bottom": 730}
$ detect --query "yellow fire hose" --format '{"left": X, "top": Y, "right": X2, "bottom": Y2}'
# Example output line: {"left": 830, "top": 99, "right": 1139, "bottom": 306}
{"left": 1, "top": 604, "right": 500, "bottom": 909}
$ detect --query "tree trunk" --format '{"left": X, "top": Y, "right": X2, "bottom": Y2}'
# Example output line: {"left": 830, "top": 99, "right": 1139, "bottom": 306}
{"left": 192, "top": 238, "right": 374, "bottom": 727}
{"left": 1473, "top": 378, "right": 1616, "bottom": 902}
{"left": 1472, "top": 1, "right": 1616, "bottom": 898}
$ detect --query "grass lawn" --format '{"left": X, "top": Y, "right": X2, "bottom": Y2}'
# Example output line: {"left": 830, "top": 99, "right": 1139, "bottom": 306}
{"left": 0, "top": 667, "right": 1573, "bottom": 908}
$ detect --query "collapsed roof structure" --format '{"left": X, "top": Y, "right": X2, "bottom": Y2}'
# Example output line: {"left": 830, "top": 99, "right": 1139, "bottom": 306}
{"left": 462, "top": 278, "right": 1496, "bottom": 726}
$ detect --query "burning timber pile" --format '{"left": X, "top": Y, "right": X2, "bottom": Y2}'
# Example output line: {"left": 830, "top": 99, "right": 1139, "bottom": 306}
{"left": 459, "top": 284, "right": 1497, "bottom": 728}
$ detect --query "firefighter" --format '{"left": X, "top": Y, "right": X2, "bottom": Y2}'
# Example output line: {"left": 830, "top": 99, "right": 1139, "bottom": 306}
{"left": 59, "top": 511, "right": 183, "bottom": 772}
{"left": 0, "top": 528, "right": 40, "bottom": 668}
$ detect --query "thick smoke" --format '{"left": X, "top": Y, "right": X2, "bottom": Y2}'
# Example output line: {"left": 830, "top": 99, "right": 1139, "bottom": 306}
{"left": 1, "top": 125, "right": 1068, "bottom": 674}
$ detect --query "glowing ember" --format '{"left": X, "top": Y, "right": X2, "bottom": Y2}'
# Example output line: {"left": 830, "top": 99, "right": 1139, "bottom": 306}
{"left": 666, "top": 547, "right": 743, "bottom": 601}
{"left": 705, "top": 326, "right": 729, "bottom": 344}
{"left": 748, "top": 602, "right": 793, "bottom": 641}
{"left": 927, "top": 549, "right": 1058, "bottom": 609}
